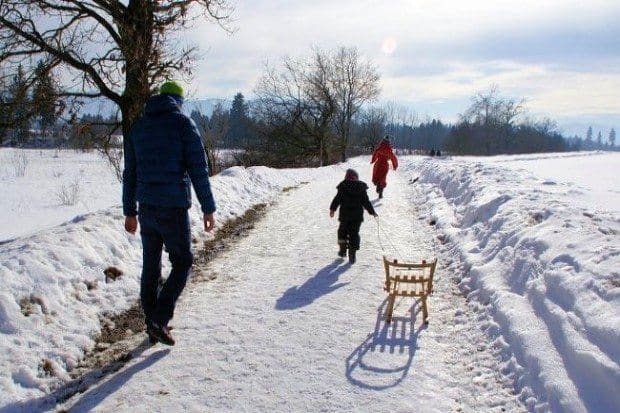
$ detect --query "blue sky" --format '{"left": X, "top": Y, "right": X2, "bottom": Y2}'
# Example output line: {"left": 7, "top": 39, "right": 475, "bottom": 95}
{"left": 185, "top": 0, "right": 620, "bottom": 137}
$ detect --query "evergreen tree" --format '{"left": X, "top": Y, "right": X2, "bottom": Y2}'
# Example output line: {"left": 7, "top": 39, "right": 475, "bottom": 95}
{"left": 585, "top": 126, "right": 593, "bottom": 149}
{"left": 597, "top": 131, "right": 603, "bottom": 149}
{"left": 609, "top": 128, "right": 616, "bottom": 148}
{"left": 227, "top": 92, "right": 249, "bottom": 148}
{"left": 32, "top": 60, "right": 60, "bottom": 136}
{"left": 8, "top": 65, "right": 31, "bottom": 145}
{"left": 0, "top": 74, "right": 8, "bottom": 145}
{"left": 190, "top": 109, "right": 208, "bottom": 131}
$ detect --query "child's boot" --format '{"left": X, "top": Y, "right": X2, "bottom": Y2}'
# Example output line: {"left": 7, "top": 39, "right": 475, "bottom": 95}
{"left": 338, "top": 240, "right": 347, "bottom": 258}
{"left": 348, "top": 248, "right": 356, "bottom": 264}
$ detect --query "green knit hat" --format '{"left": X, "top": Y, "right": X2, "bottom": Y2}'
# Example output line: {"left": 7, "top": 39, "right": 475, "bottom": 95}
{"left": 160, "top": 80, "right": 185, "bottom": 97}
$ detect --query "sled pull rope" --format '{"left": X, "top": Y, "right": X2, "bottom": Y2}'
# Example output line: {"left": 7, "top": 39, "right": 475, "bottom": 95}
{"left": 374, "top": 216, "right": 404, "bottom": 259}
{"left": 375, "top": 216, "right": 386, "bottom": 252}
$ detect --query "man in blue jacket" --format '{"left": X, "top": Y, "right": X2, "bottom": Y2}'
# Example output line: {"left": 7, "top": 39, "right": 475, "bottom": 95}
{"left": 122, "top": 80, "right": 216, "bottom": 346}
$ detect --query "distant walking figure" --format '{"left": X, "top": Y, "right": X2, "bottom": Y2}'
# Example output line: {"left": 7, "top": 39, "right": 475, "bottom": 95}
{"left": 122, "top": 80, "right": 216, "bottom": 346}
{"left": 371, "top": 136, "right": 398, "bottom": 198}
{"left": 329, "top": 169, "right": 377, "bottom": 264}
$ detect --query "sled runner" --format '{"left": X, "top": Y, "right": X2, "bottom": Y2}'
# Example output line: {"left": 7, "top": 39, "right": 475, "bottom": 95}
{"left": 382, "top": 256, "right": 437, "bottom": 324}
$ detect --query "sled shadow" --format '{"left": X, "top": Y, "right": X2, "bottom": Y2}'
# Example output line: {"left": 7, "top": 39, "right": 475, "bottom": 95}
{"left": 0, "top": 340, "right": 169, "bottom": 413}
{"left": 345, "top": 298, "right": 426, "bottom": 391}
{"left": 275, "top": 259, "right": 350, "bottom": 310}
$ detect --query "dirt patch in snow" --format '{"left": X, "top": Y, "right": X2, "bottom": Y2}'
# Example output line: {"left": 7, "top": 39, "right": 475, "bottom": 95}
{"left": 195, "top": 203, "right": 267, "bottom": 266}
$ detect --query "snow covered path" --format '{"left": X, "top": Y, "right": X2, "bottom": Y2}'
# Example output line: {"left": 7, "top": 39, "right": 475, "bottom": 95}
{"left": 59, "top": 159, "right": 522, "bottom": 412}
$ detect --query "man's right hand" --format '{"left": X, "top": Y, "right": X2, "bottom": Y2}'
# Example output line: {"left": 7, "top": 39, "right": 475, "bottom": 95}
{"left": 204, "top": 213, "right": 215, "bottom": 232}
{"left": 125, "top": 216, "right": 137, "bottom": 234}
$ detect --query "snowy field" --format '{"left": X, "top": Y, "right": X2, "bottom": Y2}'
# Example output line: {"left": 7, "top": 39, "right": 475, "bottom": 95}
{"left": 0, "top": 149, "right": 618, "bottom": 412}
{"left": 0, "top": 148, "right": 243, "bottom": 242}
{"left": 0, "top": 149, "right": 120, "bottom": 242}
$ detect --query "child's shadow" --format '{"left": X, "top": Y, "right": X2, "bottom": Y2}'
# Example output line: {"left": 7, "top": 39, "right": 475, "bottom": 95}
{"left": 275, "top": 259, "right": 350, "bottom": 310}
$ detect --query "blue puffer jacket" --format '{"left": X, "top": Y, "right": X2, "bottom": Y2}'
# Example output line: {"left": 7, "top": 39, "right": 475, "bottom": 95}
{"left": 122, "top": 94, "right": 216, "bottom": 216}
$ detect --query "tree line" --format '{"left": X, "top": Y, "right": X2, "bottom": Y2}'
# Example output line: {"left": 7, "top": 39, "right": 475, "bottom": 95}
{"left": 187, "top": 82, "right": 617, "bottom": 169}
{"left": 579, "top": 126, "right": 616, "bottom": 151}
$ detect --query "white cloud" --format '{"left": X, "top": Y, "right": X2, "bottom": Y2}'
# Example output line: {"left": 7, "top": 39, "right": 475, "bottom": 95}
{"left": 183, "top": 0, "right": 619, "bottom": 128}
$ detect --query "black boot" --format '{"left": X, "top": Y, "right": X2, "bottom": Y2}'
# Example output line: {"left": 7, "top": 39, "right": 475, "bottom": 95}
{"left": 378, "top": 187, "right": 383, "bottom": 199}
{"left": 338, "top": 242, "right": 347, "bottom": 258}
{"left": 147, "top": 322, "right": 175, "bottom": 346}
{"left": 348, "top": 248, "right": 356, "bottom": 264}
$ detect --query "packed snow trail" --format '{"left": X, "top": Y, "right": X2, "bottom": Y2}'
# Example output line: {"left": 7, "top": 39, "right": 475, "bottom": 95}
{"left": 59, "top": 159, "right": 523, "bottom": 412}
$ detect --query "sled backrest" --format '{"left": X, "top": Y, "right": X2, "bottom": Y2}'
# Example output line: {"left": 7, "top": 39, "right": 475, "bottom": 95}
{"left": 382, "top": 256, "right": 437, "bottom": 296}
{"left": 382, "top": 256, "right": 437, "bottom": 324}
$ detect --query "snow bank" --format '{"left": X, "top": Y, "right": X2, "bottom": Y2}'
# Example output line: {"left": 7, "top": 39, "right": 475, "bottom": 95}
{"left": 0, "top": 163, "right": 321, "bottom": 407}
{"left": 401, "top": 152, "right": 620, "bottom": 413}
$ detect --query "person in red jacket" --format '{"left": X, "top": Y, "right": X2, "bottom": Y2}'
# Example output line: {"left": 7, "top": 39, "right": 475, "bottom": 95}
{"left": 371, "top": 136, "right": 398, "bottom": 198}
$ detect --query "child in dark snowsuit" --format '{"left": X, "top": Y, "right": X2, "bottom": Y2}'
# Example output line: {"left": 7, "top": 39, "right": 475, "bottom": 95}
{"left": 329, "top": 169, "right": 377, "bottom": 264}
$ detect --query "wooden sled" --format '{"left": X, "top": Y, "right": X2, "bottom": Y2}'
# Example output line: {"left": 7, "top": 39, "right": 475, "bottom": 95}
{"left": 383, "top": 256, "right": 438, "bottom": 324}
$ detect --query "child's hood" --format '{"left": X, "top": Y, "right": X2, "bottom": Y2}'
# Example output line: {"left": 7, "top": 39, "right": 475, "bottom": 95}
{"left": 337, "top": 180, "right": 369, "bottom": 194}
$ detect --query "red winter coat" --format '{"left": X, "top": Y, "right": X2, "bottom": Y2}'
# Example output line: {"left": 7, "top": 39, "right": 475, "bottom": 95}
{"left": 371, "top": 142, "right": 398, "bottom": 188}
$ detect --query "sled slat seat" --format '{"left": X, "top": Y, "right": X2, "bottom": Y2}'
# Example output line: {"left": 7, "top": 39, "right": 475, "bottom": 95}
{"left": 383, "top": 256, "right": 437, "bottom": 324}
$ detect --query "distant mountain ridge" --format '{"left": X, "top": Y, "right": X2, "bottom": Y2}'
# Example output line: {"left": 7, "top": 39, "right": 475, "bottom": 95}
{"left": 184, "top": 97, "right": 231, "bottom": 116}
{"left": 79, "top": 96, "right": 232, "bottom": 118}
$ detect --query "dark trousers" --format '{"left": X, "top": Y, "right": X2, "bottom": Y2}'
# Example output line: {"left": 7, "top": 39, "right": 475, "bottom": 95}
{"left": 337, "top": 220, "right": 362, "bottom": 250}
{"left": 138, "top": 204, "right": 193, "bottom": 327}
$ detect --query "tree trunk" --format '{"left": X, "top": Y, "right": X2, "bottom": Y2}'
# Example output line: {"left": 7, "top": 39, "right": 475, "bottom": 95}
{"left": 340, "top": 124, "right": 349, "bottom": 163}
{"left": 119, "top": 0, "right": 154, "bottom": 138}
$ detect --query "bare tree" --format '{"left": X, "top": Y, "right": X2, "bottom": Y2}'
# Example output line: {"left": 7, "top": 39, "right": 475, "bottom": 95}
{"left": 254, "top": 46, "right": 380, "bottom": 166}
{"left": 255, "top": 50, "right": 337, "bottom": 166}
{"left": 381, "top": 100, "right": 418, "bottom": 149}
{"left": 0, "top": 0, "right": 233, "bottom": 168}
{"left": 460, "top": 85, "right": 524, "bottom": 155}
{"left": 331, "top": 47, "right": 380, "bottom": 162}
{"left": 305, "top": 48, "right": 338, "bottom": 165}
{"left": 357, "top": 106, "right": 386, "bottom": 151}
{"left": 192, "top": 103, "right": 228, "bottom": 175}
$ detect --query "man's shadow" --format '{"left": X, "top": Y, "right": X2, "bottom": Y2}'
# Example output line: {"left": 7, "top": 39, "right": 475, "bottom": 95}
{"left": 0, "top": 340, "right": 169, "bottom": 413}
{"left": 276, "top": 259, "right": 350, "bottom": 310}
{"left": 345, "top": 298, "right": 426, "bottom": 390}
